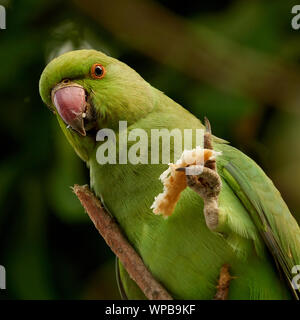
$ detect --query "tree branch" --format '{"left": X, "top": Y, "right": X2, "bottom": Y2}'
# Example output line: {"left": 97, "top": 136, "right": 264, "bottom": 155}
{"left": 72, "top": 184, "right": 173, "bottom": 300}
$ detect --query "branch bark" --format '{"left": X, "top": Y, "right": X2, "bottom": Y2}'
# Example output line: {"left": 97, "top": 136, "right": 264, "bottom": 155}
{"left": 73, "top": 184, "right": 173, "bottom": 300}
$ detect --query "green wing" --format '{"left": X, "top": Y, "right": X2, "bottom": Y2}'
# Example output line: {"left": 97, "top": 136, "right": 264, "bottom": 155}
{"left": 217, "top": 144, "right": 300, "bottom": 299}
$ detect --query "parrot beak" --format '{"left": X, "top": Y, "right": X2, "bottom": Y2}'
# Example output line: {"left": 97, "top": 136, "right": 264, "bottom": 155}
{"left": 52, "top": 83, "right": 87, "bottom": 136}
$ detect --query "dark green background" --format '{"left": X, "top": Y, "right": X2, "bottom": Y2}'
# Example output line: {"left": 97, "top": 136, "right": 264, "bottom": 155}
{"left": 0, "top": 0, "right": 300, "bottom": 299}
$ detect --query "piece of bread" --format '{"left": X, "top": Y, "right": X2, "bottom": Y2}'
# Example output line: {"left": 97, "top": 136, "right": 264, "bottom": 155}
{"left": 151, "top": 147, "right": 221, "bottom": 217}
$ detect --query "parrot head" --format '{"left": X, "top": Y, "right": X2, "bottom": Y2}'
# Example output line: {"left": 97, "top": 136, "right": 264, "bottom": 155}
{"left": 39, "top": 49, "right": 155, "bottom": 160}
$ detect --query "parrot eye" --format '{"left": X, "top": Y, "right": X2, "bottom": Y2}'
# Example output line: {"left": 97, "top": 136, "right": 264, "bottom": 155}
{"left": 91, "top": 63, "right": 105, "bottom": 79}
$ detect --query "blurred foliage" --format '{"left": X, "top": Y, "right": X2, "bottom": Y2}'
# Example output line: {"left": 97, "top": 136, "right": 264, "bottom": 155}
{"left": 0, "top": 0, "right": 299, "bottom": 299}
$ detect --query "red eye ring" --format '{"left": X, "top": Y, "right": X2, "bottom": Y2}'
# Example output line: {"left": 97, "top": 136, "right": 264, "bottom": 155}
{"left": 91, "top": 63, "right": 106, "bottom": 79}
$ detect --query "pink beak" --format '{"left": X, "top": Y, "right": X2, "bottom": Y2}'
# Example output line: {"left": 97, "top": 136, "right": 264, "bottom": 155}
{"left": 52, "top": 85, "right": 87, "bottom": 136}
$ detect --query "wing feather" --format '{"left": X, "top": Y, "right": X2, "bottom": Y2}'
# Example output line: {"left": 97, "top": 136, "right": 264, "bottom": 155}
{"left": 222, "top": 161, "right": 300, "bottom": 299}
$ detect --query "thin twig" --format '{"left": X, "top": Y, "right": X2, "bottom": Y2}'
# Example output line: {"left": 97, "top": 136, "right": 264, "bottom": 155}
{"left": 213, "top": 264, "right": 233, "bottom": 300}
{"left": 73, "top": 184, "right": 173, "bottom": 300}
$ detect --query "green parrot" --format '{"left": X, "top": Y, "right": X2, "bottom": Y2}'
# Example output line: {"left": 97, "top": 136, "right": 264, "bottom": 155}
{"left": 39, "top": 49, "right": 300, "bottom": 300}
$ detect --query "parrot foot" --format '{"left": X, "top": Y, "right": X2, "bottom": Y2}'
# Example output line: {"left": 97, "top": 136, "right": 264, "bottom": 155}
{"left": 182, "top": 117, "right": 222, "bottom": 231}
{"left": 185, "top": 166, "right": 221, "bottom": 230}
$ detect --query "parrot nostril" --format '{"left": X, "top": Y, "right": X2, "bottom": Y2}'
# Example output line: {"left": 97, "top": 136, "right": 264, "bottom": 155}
{"left": 63, "top": 79, "right": 70, "bottom": 84}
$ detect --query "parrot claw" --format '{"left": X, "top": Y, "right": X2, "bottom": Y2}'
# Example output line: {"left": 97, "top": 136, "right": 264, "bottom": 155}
{"left": 185, "top": 118, "right": 221, "bottom": 231}
{"left": 185, "top": 166, "right": 221, "bottom": 198}
{"left": 204, "top": 116, "right": 212, "bottom": 134}
{"left": 185, "top": 166, "right": 221, "bottom": 231}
